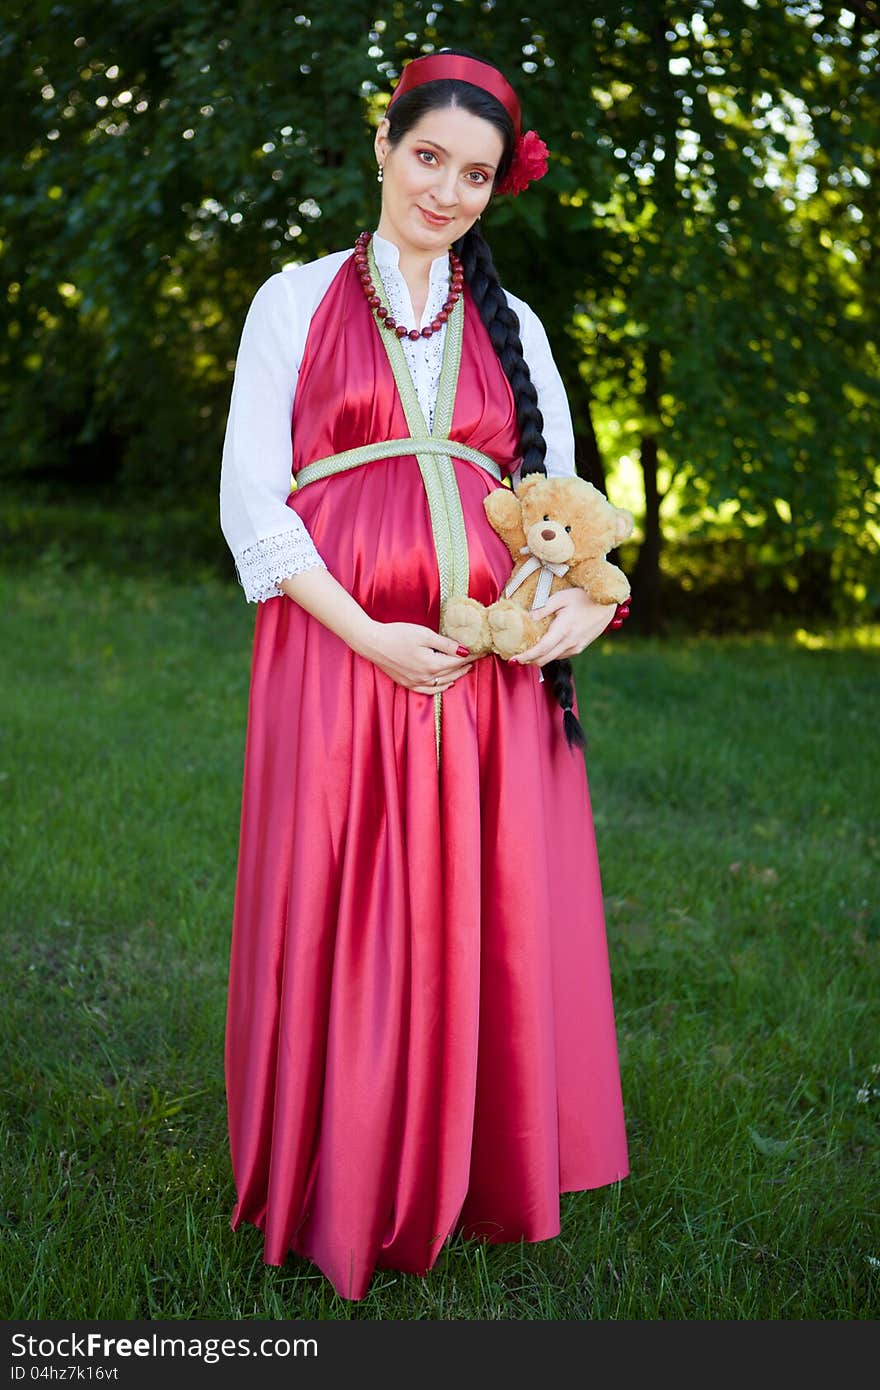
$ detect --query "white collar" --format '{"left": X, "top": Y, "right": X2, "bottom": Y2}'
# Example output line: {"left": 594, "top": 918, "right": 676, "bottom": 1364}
{"left": 371, "top": 230, "right": 451, "bottom": 282}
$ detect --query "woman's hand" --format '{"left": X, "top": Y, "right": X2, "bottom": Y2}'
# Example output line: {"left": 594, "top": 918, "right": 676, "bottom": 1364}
{"left": 362, "top": 621, "right": 474, "bottom": 694}
{"left": 511, "top": 589, "right": 618, "bottom": 666}
{"left": 276, "top": 570, "right": 473, "bottom": 694}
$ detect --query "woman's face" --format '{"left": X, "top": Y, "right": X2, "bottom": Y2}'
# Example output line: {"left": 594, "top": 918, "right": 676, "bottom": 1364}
{"left": 374, "top": 102, "right": 505, "bottom": 259}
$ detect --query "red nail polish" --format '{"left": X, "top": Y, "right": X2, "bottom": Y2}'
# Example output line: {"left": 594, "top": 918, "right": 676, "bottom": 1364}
{"left": 456, "top": 645, "right": 469, "bottom": 656}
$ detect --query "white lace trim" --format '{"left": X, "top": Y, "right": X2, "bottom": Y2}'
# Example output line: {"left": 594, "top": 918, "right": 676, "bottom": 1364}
{"left": 376, "top": 254, "right": 450, "bottom": 432}
{"left": 233, "top": 525, "right": 326, "bottom": 604}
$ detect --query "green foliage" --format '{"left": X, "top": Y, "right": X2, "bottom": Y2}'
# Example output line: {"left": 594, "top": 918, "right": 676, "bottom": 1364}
{"left": 1, "top": 568, "right": 878, "bottom": 1317}
{"left": 1, "top": 2, "right": 878, "bottom": 612}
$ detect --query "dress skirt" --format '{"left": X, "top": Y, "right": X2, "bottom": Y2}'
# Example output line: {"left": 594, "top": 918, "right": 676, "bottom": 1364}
{"left": 224, "top": 443, "right": 630, "bottom": 1301}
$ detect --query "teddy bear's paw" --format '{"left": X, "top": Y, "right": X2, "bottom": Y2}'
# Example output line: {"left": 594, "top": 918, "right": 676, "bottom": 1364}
{"left": 487, "top": 600, "right": 531, "bottom": 658}
{"left": 440, "top": 597, "right": 493, "bottom": 654}
{"left": 584, "top": 562, "right": 631, "bottom": 606}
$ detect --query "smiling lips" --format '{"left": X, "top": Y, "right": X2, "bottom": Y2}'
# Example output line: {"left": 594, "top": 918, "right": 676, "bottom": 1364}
{"left": 418, "top": 206, "right": 453, "bottom": 226}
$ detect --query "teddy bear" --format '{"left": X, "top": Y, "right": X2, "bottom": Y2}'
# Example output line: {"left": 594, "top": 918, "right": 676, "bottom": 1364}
{"left": 441, "top": 474, "right": 634, "bottom": 660}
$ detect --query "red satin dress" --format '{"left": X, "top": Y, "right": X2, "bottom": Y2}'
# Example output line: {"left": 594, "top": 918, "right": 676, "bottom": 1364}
{"left": 224, "top": 254, "right": 629, "bottom": 1301}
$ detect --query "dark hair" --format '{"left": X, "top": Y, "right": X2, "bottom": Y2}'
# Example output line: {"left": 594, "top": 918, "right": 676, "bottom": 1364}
{"left": 384, "top": 51, "right": 586, "bottom": 751}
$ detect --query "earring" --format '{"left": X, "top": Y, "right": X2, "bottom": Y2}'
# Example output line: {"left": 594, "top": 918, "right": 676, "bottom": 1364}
{"left": 377, "top": 164, "right": 384, "bottom": 184}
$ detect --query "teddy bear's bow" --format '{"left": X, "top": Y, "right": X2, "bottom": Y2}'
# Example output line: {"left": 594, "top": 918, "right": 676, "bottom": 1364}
{"left": 504, "top": 547, "right": 571, "bottom": 610}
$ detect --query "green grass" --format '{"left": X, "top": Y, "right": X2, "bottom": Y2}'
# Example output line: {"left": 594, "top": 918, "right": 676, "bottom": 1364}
{"left": 1, "top": 559, "right": 878, "bottom": 1319}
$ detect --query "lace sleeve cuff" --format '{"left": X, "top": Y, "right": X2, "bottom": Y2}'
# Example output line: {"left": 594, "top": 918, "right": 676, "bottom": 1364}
{"left": 233, "top": 527, "right": 327, "bottom": 604}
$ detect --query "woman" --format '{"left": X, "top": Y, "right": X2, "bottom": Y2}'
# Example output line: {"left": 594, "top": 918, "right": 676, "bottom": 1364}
{"left": 219, "top": 50, "right": 629, "bottom": 1303}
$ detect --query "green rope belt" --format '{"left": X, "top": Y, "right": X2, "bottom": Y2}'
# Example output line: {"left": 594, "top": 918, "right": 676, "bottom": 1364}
{"left": 295, "top": 436, "right": 503, "bottom": 489}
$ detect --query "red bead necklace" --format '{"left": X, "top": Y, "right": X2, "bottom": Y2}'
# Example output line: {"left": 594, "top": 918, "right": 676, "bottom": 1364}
{"left": 354, "top": 230, "right": 464, "bottom": 341}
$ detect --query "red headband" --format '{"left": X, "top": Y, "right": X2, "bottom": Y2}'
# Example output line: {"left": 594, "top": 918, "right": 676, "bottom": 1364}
{"left": 385, "top": 53, "right": 549, "bottom": 197}
{"left": 387, "top": 54, "right": 522, "bottom": 139}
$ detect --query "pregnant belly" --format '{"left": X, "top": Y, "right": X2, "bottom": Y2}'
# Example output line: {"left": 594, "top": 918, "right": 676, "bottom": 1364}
{"left": 288, "top": 456, "right": 514, "bottom": 626}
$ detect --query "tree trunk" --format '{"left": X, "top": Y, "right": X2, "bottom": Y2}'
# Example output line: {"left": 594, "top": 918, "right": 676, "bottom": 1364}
{"left": 629, "top": 12, "right": 679, "bottom": 635}
{"left": 573, "top": 390, "right": 607, "bottom": 494}
{"left": 573, "top": 393, "right": 634, "bottom": 578}
{"left": 631, "top": 340, "right": 663, "bottom": 632}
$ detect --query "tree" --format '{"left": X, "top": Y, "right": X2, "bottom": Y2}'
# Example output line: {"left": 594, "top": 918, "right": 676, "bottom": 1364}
{"left": 2, "top": 1, "right": 877, "bottom": 621}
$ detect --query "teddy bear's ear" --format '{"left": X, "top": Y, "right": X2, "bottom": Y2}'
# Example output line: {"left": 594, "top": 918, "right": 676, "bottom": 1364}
{"left": 516, "top": 475, "right": 541, "bottom": 497}
{"left": 614, "top": 508, "right": 635, "bottom": 544}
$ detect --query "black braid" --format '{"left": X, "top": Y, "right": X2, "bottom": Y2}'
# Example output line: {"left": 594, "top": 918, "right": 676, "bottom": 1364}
{"left": 454, "top": 224, "right": 586, "bottom": 752}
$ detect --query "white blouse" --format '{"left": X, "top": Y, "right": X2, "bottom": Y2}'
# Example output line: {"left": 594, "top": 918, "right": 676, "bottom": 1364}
{"left": 219, "top": 231, "right": 577, "bottom": 603}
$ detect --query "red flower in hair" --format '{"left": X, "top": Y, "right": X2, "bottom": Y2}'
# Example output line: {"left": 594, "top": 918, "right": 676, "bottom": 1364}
{"left": 496, "top": 129, "right": 550, "bottom": 196}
